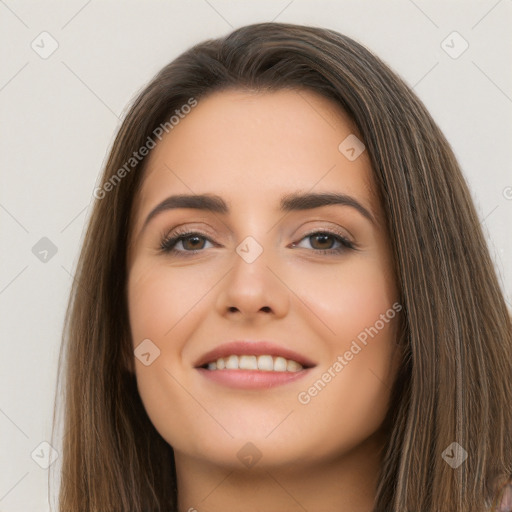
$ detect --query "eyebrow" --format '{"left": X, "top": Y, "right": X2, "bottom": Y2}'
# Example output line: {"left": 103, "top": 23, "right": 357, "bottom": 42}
{"left": 140, "top": 191, "right": 376, "bottom": 235}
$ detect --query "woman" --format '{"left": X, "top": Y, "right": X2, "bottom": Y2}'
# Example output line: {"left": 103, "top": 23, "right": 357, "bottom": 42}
{"left": 51, "top": 22, "right": 512, "bottom": 511}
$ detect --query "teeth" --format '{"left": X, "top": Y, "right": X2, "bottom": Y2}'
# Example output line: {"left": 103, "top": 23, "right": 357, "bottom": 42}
{"left": 287, "top": 359, "right": 302, "bottom": 372}
{"left": 239, "top": 355, "right": 258, "bottom": 370}
{"left": 273, "top": 356, "right": 287, "bottom": 372}
{"left": 205, "top": 354, "right": 304, "bottom": 372}
{"left": 257, "top": 355, "right": 274, "bottom": 371}
{"left": 225, "top": 355, "right": 238, "bottom": 369}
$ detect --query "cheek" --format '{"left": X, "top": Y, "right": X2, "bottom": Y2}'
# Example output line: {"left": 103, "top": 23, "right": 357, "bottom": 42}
{"left": 127, "top": 262, "right": 217, "bottom": 450}
{"left": 294, "top": 252, "right": 397, "bottom": 344}
{"left": 292, "top": 319, "right": 399, "bottom": 463}
{"left": 128, "top": 262, "right": 213, "bottom": 346}
{"left": 288, "top": 256, "right": 400, "bottom": 452}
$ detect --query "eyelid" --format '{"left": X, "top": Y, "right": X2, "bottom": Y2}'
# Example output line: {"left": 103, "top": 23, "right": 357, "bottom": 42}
{"left": 297, "top": 225, "right": 354, "bottom": 244}
{"left": 160, "top": 222, "right": 354, "bottom": 243}
{"left": 159, "top": 228, "right": 217, "bottom": 253}
{"left": 290, "top": 229, "right": 357, "bottom": 253}
{"left": 159, "top": 225, "right": 358, "bottom": 256}
{"left": 159, "top": 223, "right": 217, "bottom": 244}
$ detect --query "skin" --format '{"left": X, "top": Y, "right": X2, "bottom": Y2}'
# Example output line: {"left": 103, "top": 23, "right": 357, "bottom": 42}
{"left": 126, "top": 88, "right": 403, "bottom": 512}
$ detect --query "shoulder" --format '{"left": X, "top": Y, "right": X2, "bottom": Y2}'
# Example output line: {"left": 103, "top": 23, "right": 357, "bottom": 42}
{"left": 494, "top": 477, "right": 512, "bottom": 512}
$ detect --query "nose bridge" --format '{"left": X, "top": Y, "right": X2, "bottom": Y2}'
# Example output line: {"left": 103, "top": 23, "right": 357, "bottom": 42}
{"left": 215, "top": 227, "right": 289, "bottom": 318}
{"left": 228, "top": 205, "right": 277, "bottom": 269}
{"left": 231, "top": 233, "right": 273, "bottom": 296}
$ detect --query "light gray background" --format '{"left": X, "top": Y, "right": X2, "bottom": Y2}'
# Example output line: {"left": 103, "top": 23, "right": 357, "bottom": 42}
{"left": 1, "top": 1, "right": 511, "bottom": 510}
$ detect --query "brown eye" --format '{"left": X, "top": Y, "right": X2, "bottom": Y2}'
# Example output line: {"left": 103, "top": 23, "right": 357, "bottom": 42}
{"left": 181, "top": 235, "right": 207, "bottom": 251}
{"left": 160, "top": 231, "right": 214, "bottom": 254}
{"left": 309, "top": 233, "right": 337, "bottom": 250}
{"left": 292, "top": 230, "right": 355, "bottom": 255}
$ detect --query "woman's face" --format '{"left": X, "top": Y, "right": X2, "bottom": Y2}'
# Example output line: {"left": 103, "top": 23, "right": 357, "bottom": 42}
{"left": 127, "top": 88, "right": 402, "bottom": 470}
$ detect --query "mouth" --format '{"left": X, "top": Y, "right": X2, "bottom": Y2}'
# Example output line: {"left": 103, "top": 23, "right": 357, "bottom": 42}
{"left": 200, "top": 354, "right": 309, "bottom": 372}
{"left": 194, "top": 340, "right": 316, "bottom": 389}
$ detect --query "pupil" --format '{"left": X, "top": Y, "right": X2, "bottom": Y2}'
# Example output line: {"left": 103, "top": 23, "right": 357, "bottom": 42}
{"left": 185, "top": 236, "right": 203, "bottom": 250}
{"left": 313, "top": 234, "right": 332, "bottom": 249}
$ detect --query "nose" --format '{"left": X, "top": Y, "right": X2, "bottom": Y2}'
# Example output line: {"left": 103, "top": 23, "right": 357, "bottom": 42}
{"left": 215, "top": 242, "right": 290, "bottom": 321}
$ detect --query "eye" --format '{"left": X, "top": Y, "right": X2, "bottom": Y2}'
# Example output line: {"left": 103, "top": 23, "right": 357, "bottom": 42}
{"left": 159, "top": 228, "right": 356, "bottom": 257}
{"left": 291, "top": 230, "right": 355, "bottom": 255}
{"left": 160, "top": 230, "right": 214, "bottom": 254}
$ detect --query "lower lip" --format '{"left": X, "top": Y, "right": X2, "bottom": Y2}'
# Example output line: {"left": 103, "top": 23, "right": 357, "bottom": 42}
{"left": 196, "top": 367, "right": 313, "bottom": 389}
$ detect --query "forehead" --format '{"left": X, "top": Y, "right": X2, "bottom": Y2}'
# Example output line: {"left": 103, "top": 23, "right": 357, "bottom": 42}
{"left": 132, "top": 88, "right": 377, "bottom": 226}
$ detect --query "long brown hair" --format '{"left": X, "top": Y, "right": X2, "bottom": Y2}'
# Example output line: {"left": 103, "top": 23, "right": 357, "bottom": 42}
{"left": 51, "top": 22, "right": 512, "bottom": 511}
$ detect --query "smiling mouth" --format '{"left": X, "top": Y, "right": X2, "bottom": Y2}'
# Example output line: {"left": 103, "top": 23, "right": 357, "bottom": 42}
{"left": 201, "top": 354, "right": 309, "bottom": 372}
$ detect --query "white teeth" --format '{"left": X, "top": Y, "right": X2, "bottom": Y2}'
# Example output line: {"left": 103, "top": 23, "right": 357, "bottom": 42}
{"left": 239, "top": 355, "right": 258, "bottom": 370}
{"left": 205, "top": 354, "right": 304, "bottom": 372}
{"left": 273, "top": 356, "right": 287, "bottom": 372}
{"left": 287, "top": 359, "right": 302, "bottom": 372}
{"left": 257, "top": 355, "right": 274, "bottom": 371}
{"left": 225, "top": 355, "right": 238, "bottom": 369}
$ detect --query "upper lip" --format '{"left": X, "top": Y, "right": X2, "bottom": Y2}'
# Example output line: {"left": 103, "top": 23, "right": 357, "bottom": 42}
{"left": 194, "top": 341, "right": 317, "bottom": 369}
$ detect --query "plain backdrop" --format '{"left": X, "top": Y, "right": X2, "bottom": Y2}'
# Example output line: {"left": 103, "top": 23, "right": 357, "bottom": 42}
{"left": 1, "top": 1, "right": 511, "bottom": 510}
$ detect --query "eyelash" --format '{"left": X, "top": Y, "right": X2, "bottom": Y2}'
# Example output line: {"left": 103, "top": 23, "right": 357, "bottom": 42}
{"left": 159, "top": 227, "right": 356, "bottom": 256}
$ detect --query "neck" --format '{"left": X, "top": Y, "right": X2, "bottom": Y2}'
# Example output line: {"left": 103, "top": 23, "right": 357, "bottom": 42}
{"left": 175, "top": 429, "right": 385, "bottom": 512}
